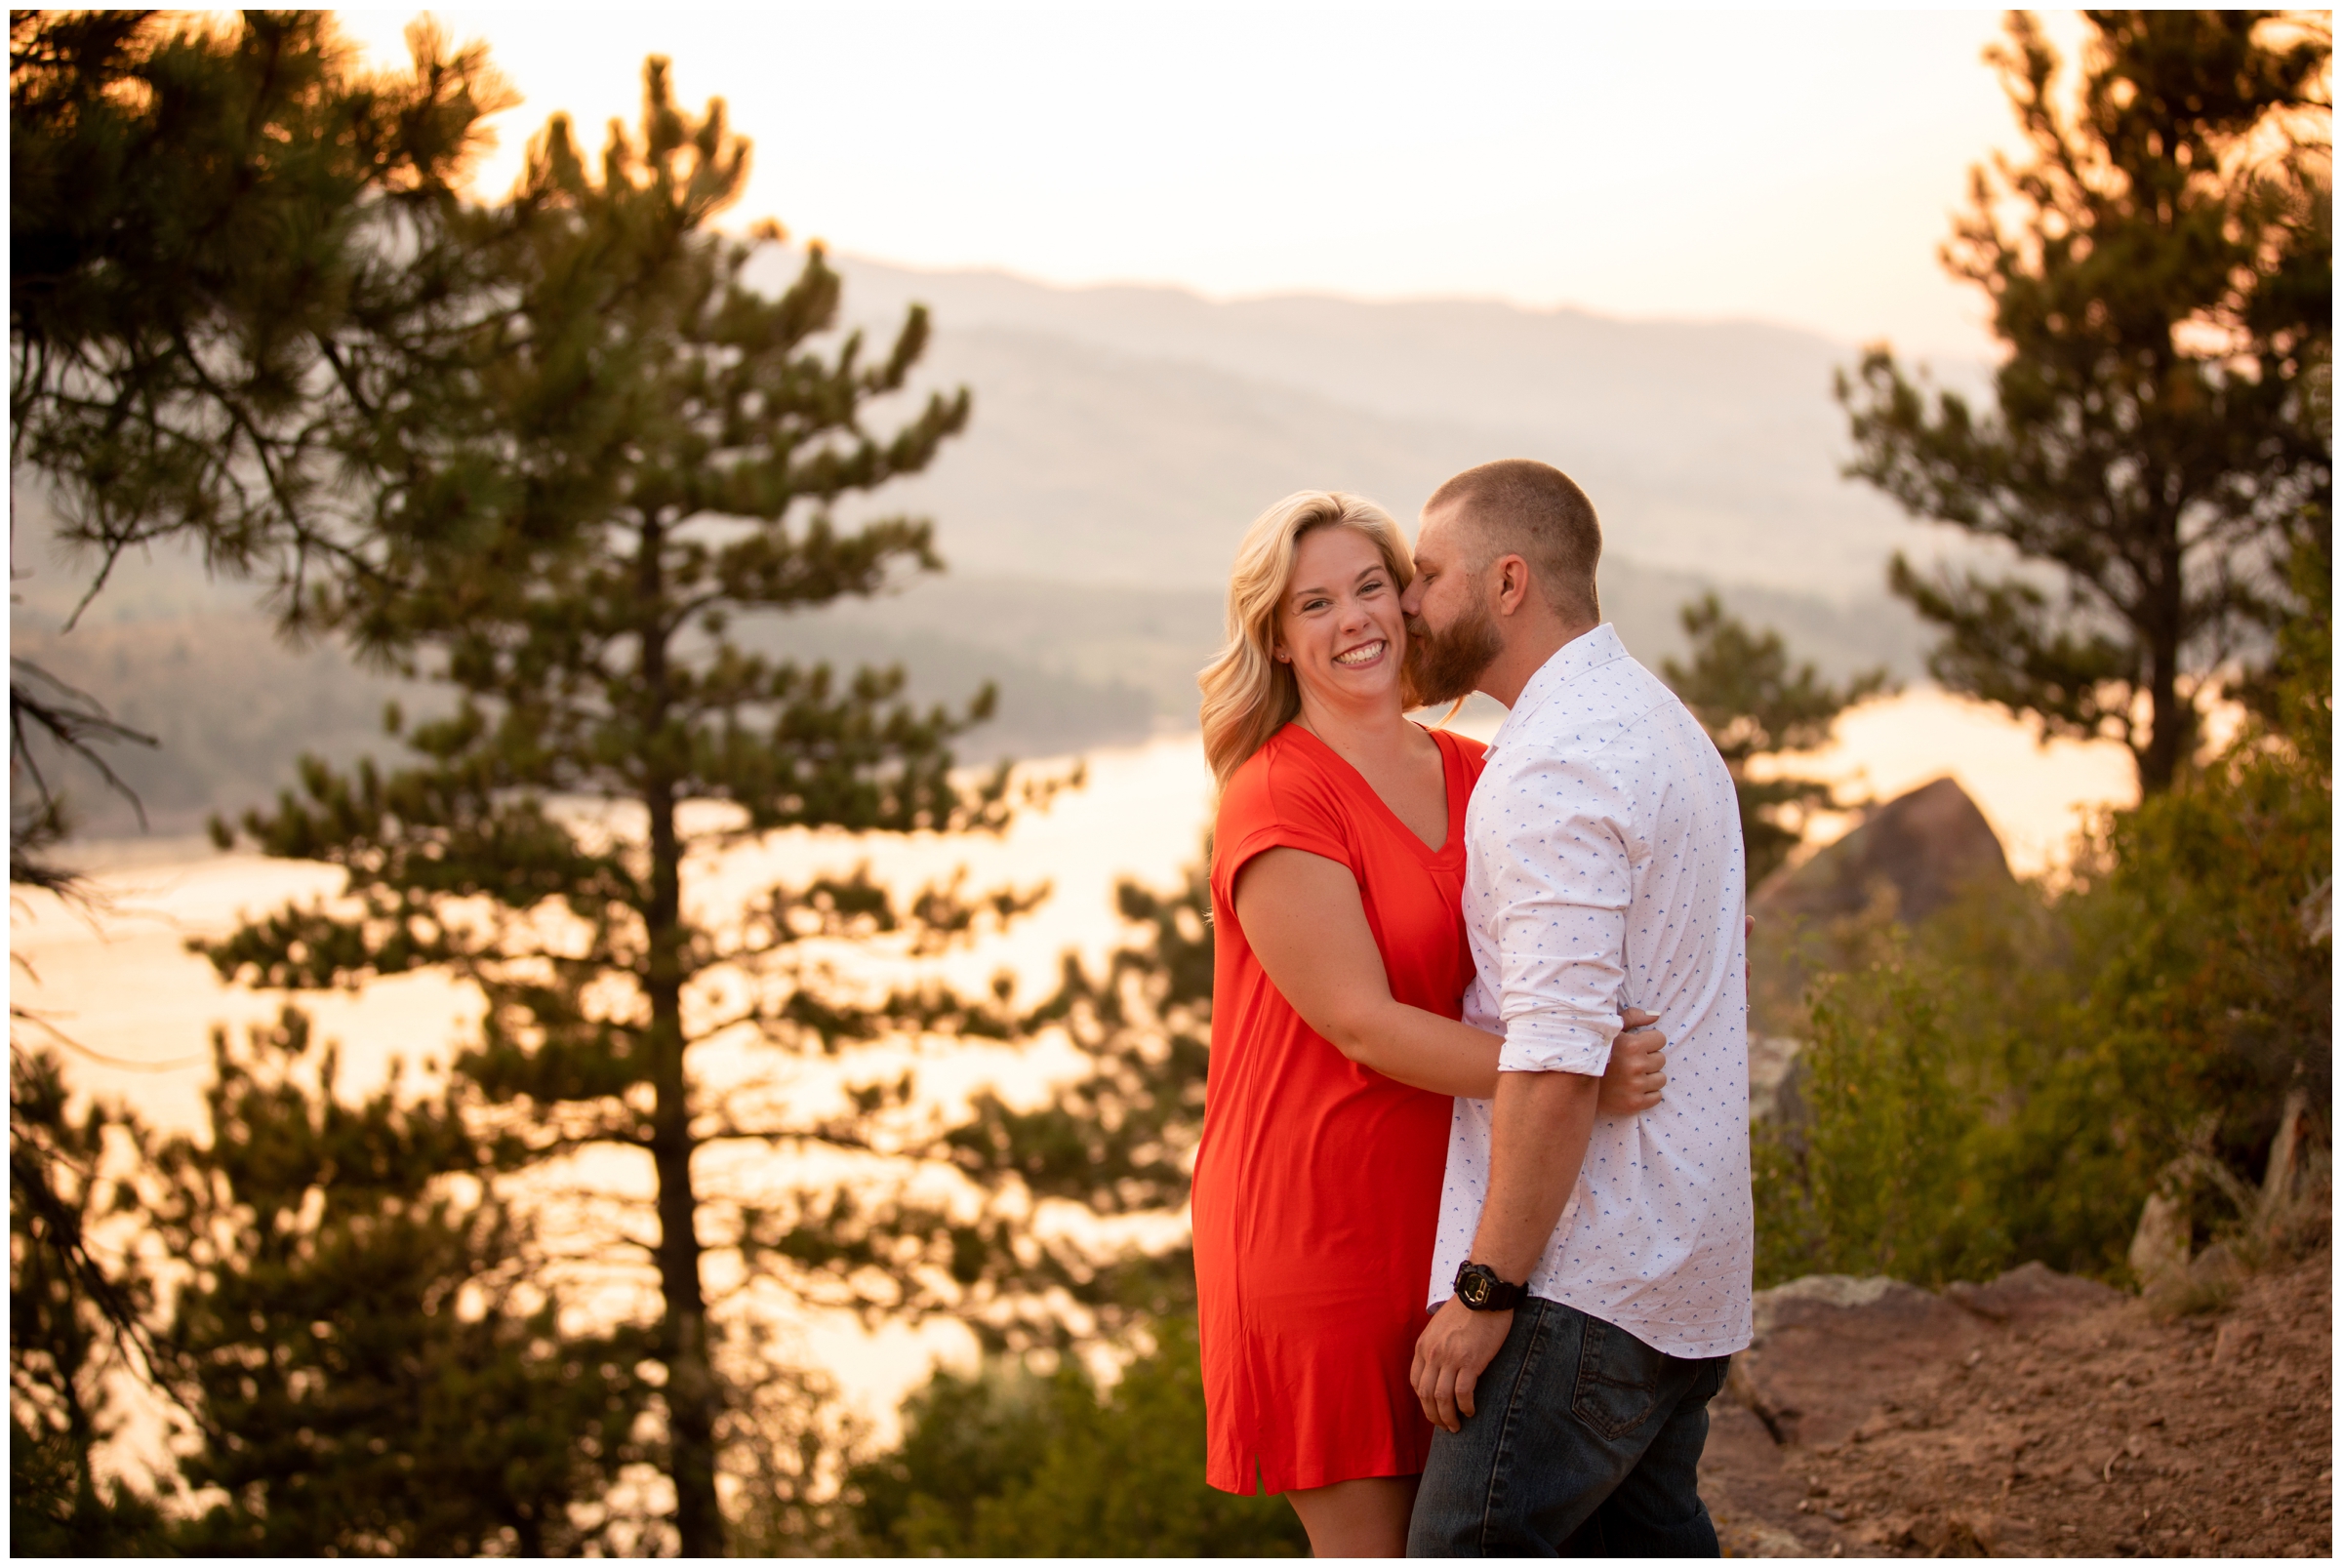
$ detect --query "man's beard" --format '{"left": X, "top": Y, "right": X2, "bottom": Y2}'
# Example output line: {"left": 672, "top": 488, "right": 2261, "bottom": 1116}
{"left": 1406, "top": 592, "right": 1503, "bottom": 706}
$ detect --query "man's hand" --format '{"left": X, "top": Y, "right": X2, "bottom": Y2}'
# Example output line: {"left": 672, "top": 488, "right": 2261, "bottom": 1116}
{"left": 1424, "top": 1071, "right": 1598, "bottom": 1433}
{"left": 1598, "top": 1008, "right": 1667, "bottom": 1115}
{"left": 1411, "top": 1296, "right": 1514, "bottom": 1432}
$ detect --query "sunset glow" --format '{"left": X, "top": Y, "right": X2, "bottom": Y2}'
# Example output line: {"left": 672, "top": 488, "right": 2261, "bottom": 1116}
{"left": 336, "top": 8, "right": 2092, "bottom": 359}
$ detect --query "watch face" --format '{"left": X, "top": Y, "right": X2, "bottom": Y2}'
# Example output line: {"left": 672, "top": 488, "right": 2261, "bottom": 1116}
{"left": 1461, "top": 1271, "right": 1488, "bottom": 1307}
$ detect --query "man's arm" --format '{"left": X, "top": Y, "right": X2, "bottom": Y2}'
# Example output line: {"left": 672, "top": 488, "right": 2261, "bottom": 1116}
{"left": 1411, "top": 750, "right": 1637, "bottom": 1430}
{"left": 1409, "top": 1067, "right": 1600, "bottom": 1431}
{"left": 1235, "top": 846, "right": 1668, "bottom": 1106}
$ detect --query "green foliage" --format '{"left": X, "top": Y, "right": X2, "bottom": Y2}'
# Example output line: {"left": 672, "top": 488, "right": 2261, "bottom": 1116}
{"left": 846, "top": 1320, "right": 1306, "bottom": 1557}
{"left": 1661, "top": 593, "right": 1889, "bottom": 887}
{"left": 2068, "top": 739, "right": 2332, "bottom": 1175}
{"left": 189, "top": 56, "right": 1187, "bottom": 1550}
{"left": 8, "top": 1048, "right": 170, "bottom": 1553}
{"left": 10, "top": 10, "right": 512, "bottom": 594}
{"left": 10, "top": 9, "right": 514, "bottom": 893}
{"left": 1756, "top": 547, "right": 2331, "bottom": 1287}
{"left": 1839, "top": 11, "right": 2331, "bottom": 792}
{"left": 150, "top": 1008, "right": 651, "bottom": 1555}
{"left": 1754, "top": 930, "right": 1996, "bottom": 1287}
{"left": 1781, "top": 8, "right": 2334, "bottom": 1291}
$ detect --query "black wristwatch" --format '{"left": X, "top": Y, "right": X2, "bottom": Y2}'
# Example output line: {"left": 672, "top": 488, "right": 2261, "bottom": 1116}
{"left": 1453, "top": 1261, "right": 1525, "bottom": 1312}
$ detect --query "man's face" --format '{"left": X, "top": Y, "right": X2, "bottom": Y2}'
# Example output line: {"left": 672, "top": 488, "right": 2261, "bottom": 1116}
{"left": 1402, "top": 503, "right": 1504, "bottom": 705}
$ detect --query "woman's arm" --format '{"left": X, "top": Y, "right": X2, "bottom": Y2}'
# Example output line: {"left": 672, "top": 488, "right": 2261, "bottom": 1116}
{"left": 1234, "top": 846, "right": 1666, "bottom": 1105}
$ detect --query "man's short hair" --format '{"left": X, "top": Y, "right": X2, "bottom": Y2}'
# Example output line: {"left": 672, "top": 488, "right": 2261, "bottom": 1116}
{"left": 1426, "top": 459, "right": 1601, "bottom": 623}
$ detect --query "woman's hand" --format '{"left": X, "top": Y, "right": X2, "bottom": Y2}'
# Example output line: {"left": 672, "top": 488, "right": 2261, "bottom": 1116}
{"left": 1598, "top": 1009, "right": 1667, "bottom": 1115}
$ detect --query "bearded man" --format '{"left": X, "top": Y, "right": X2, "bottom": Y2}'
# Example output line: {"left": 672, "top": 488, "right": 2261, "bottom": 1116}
{"left": 1398, "top": 459, "right": 1754, "bottom": 1557}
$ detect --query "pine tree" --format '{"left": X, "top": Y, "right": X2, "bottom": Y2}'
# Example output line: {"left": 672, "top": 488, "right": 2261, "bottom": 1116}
{"left": 200, "top": 64, "right": 997, "bottom": 1553}
{"left": 1838, "top": 11, "right": 2330, "bottom": 793}
{"left": 10, "top": 10, "right": 512, "bottom": 597}
{"left": 1661, "top": 595, "right": 1889, "bottom": 889}
{"left": 10, "top": 11, "right": 514, "bottom": 889}
{"left": 150, "top": 1010, "right": 650, "bottom": 1555}
{"left": 8, "top": 1049, "right": 169, "bottom": 1553}
{"left": 12, "top": 23, "right": 567, "bottom": 1533}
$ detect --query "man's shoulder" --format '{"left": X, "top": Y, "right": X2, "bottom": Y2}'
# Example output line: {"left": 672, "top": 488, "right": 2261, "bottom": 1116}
{"left": 1501, "top": 654, "right": 1687, "bottom": 765}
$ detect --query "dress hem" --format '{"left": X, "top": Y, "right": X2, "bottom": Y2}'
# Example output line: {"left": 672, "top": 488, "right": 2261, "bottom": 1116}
{"left": 1206, "top": 1451, "right": 1433, "bottom": 1499}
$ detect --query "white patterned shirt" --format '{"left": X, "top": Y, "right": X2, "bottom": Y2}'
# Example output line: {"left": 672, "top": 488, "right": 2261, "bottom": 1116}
{"left": 1426, "top": 623, "right": 1754, "bottom": 1359}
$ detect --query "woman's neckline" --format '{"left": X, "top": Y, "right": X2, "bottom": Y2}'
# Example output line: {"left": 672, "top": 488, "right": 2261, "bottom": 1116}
{"left": 1282, "top": 720, "right": 1460, "bottom": 858}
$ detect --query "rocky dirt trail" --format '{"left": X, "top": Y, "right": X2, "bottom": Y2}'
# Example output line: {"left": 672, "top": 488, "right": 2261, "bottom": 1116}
{"left": 1699, "top": 1252, "right": 2332, "bottom": 1557}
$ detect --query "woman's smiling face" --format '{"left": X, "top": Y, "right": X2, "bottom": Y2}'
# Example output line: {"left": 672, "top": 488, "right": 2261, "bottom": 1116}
{"left": 1274, "top": 524, "right": 1408, "bottom": 713}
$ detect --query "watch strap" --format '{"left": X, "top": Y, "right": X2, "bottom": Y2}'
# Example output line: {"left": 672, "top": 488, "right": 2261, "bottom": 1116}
{"left": 1455, "top": 1261, "right": 1526, "bottom": 1311}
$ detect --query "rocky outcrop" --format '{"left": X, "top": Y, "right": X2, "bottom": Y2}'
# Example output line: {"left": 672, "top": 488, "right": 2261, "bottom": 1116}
{"left": 1725, "top": 1265, "right": 2122, "bottom": 1451}
{"left": 1755, "top": 775, "right": 2012, "bottom": 927}
{"left": 1747, "top": 776, "right": 2018, "bottom": 1033}
{"left": 1727, "top": 1272, "right": 1995, "bottom": 1450}
{"left": 1939, "top": 1259, "right": 2123, "bottom": 1325}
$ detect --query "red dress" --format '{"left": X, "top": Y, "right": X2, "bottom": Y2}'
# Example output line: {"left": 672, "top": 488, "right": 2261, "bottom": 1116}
{"left": 1192, "top": 722, "right": 1489, "bottom": 1496}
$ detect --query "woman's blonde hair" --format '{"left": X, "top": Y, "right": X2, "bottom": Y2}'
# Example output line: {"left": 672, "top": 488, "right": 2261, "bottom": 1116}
{"left": 1197, "top": 490, "right": 1416, "bottom": 786}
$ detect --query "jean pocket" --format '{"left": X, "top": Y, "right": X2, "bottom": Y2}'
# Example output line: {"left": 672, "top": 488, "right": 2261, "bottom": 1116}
{"left": 1570, "top": 1315, "right": 1669, "bottom": 1441}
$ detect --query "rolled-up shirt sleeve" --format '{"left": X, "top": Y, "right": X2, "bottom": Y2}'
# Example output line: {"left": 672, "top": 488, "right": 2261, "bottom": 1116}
{"left": 1488, "top": 749, "right": 1634, "bottom": 1076}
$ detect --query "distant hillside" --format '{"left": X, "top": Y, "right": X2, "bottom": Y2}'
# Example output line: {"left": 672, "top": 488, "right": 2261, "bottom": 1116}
{"left": 14, "top": 537, "right": 1918, "bottom": 841}
{"left": 808, "top": 253, "right": 1982, "bottom": 597}
{"left": 12, "top": 261, "right": 1946, "bottom": 837}
{"left": 837, "top": 324, "right": 1495, "bottom": 587}
{"left": 786, "top": 563, "right": 1922, "bottom": 725}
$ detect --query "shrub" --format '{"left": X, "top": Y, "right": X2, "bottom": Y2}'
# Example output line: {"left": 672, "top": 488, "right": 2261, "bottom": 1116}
{"left": 1755, "top": 669, "right": 2330, "bottom": 1291}
{"left": 1754, "top": 926, "right": 2002, "bottom": 1288}
{"left": 844, "top": 1318, "right": 1307, "bottom": 1556}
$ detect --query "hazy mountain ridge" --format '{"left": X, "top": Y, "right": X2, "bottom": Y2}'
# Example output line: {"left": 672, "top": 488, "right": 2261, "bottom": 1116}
{"left": 859, "top": 324, "right": 1505, "bottom": 585}
{"left": 815, "top": 252, "right": 1981, "bottom": 596}
{"left": 13, "top": 544, "right": 1919, "bottom": 840}
{"left": 13, "top": 263, "right": 1946, "bottom": 836}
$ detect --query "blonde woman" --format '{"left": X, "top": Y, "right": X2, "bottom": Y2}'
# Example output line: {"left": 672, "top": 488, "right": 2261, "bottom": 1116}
{"left": 1188, "top": 491, "right": 1666, "bottom": 1556}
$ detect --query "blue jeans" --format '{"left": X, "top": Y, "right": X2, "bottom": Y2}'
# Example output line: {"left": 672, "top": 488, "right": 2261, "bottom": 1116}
{"left": 1406, "top": 1295, "right": 1730, "bottom": 1557}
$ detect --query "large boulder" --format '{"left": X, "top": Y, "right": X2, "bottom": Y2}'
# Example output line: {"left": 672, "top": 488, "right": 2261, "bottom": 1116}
{"left": 1754, "top": 776, "right": 2012, "bottom": 928}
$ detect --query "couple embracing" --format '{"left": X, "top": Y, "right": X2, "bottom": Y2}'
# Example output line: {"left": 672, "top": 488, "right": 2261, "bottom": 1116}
{"left": 1191, "top": 461, "right": 1754, "bottom": 1556}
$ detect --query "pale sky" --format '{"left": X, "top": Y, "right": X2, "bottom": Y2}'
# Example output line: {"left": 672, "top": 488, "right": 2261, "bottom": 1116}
{"left": 341, "top": 8, "right": 2087, "bottom": 359}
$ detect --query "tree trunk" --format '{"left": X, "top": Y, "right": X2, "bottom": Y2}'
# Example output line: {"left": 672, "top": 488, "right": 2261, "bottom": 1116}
{"left": 2136, "top": 526, "right": 2191, "bottom": 795}
{"left": 2140, "top": 659, "right": 2188, "bottom": 793}
{"left": 648, "top": 787, "right": 721, "bottom": 1555}
{"left": 636, "top": 518, "right": 724, "bottom": 1555}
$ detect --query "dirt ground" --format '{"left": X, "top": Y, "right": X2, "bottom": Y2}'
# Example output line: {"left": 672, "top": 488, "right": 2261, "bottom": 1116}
{"left": 1699, "top": 1252, "right": 2333, "bottom": 1557}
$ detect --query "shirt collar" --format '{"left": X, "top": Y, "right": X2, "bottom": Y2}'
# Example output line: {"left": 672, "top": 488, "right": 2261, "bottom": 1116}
{"left": 1488, "top": 623, "right": 1630, "bottom": 754}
